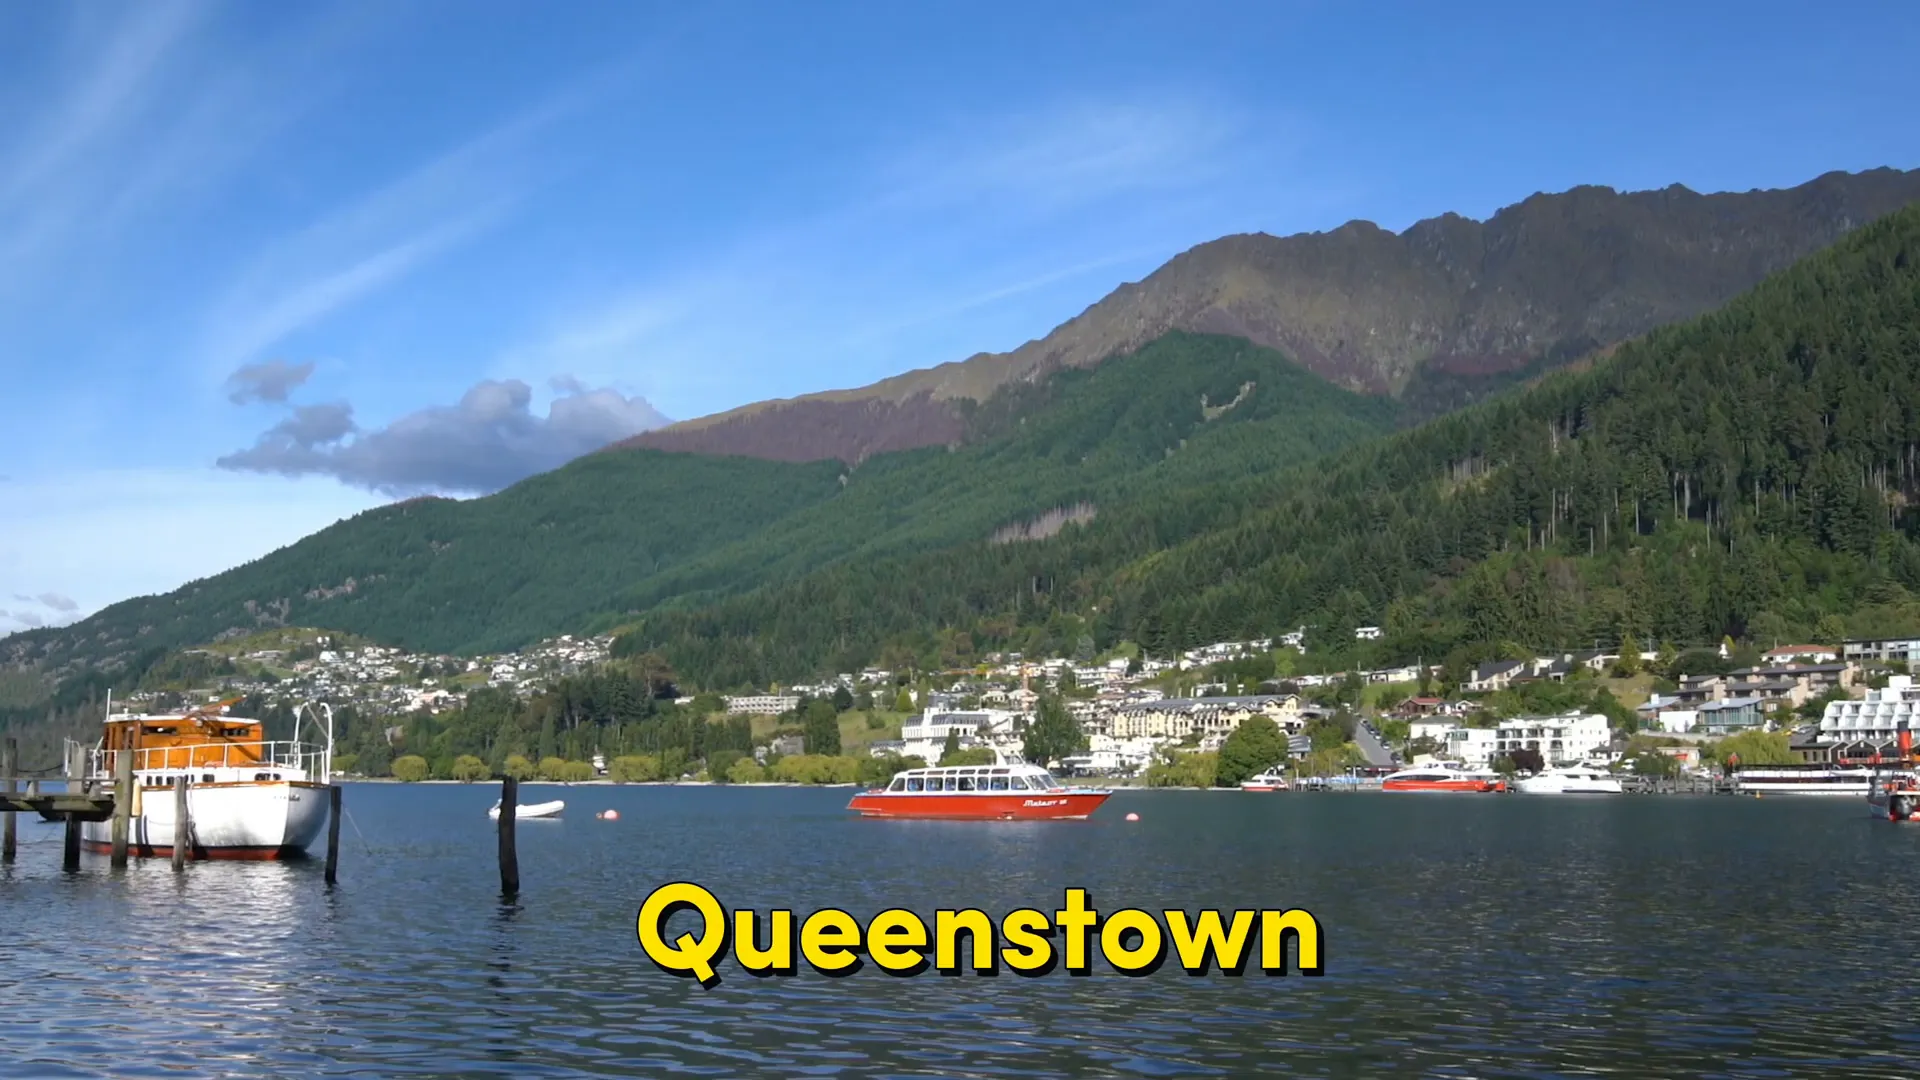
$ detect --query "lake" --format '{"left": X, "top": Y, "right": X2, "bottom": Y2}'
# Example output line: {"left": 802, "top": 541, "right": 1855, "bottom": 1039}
{"left": 2, "top": 784, "right": 1917, "bottom": 1077}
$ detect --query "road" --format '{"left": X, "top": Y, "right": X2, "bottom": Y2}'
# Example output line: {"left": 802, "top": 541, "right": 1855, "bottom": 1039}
{"left": 1351, "top": 717, "right": 1399, "bottom": 768}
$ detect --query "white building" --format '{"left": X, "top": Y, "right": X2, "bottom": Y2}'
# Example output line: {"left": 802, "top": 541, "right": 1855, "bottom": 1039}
{"left": 1440, "top": 727, "right": 1498, "bottom": 767}
{"left": 1354, "top": 626, "right": 1382, "bottom": 641}
{"left": 899, "top": 708, "right": 1022, "bottom": 762}
{"left": 724, "top": 694, "right": 801, "bottom": 716}
{"left": 1494, "top": 713, "right": 1612, "bottom": 765}
{"left": 1819, "top": 674, "right": 1920, "bottom": 745}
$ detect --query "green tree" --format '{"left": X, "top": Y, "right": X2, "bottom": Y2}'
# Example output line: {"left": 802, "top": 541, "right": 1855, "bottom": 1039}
{"left": 1023, "top": 692, "right": 1086, "bottom": 768}
{"left": 1814, "top": 614, "right": 1848, "bottom": 647}
{"left": 707, "top": 749, "right": 745, "bottom": 782}
{"left": 451, "top": 754, "right": 490, "bottom": 782}
{"left": 727, "top": 757, "right": 766, "bottom": 783}
{"left": 894, "top": 689, "right": 915, "bottom": 713}
{"left": 537, "top": 756, "right": 568, "bottom": 781}
{"left": 1710, "top": 730, "right": 1797, "bottom": 769}
{"left": 1215, "top": 715, "right": 1287, "bottom": 787}
{"left": 502, "top": 753, "right": 535, "bottom": 781}
{"left": 609, "top": 754, "right": 662, "bottom": 783}
{"left": 831, "top": 684, "right": 855, "bottom": 712}
{"left": 1613, "top": 634, "right": 1641, "bottom": 676}
{"left": 941, "top": 728, "right": 960, "bottom": 761}
{"left": 939, "top": 746, "right": 996, "bottom": 767}
{"left": 391, "top": 754, "right": 428, "bottom": 782}
{"left": 803, "top": 697, "right": 842, "bottom": 756}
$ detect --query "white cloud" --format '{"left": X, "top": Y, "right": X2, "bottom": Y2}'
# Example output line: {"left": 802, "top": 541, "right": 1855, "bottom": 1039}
{"left": 0, "top": 467, "right": 385, "bottom": 636}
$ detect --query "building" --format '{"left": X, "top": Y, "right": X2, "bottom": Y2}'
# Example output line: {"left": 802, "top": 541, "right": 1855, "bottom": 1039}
{"left": 1493, "top": 713, "right": 1612, "bottom": 765}
{"left": 1765, "top": 645, "right": 1838, "bottom": 664}
{"left": 1109, "top": 694, "right": 1302, "bottom": 740}
{"left": 1817, "top": 674, "right": 1920, "bottom": 759}
{"left": 1465, "top": 660, "right": 1525, "bottom": 693}
{"left": 898, "top": 709, "right": 1021, "bottom": 762}
{"left": 1843, "top": 638, "right": 1920, "bottom": 670}
{"left": 1354, "top": 626, "right": 1382, "bottom": 641}
{"left": 724, "top": 694, "right": 801, "bottom": 716}
{"left": 1439, "top": 726, "right": 1498, "bottom": 767}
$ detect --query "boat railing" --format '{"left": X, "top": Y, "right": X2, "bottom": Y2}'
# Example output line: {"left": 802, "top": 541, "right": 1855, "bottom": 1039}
{"left": 91, "top": 740, "right": 331, "bottom": 779}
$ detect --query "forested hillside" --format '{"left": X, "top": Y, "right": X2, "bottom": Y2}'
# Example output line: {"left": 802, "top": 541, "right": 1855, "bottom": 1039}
{"left": 618, "top": 204, "right": 1920, "bottom": 687}
{"left": 1, "top": 334, "right": 1393, "bottom": 691}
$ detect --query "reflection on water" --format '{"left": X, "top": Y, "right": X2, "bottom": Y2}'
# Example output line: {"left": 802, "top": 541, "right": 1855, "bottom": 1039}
{"left": 4, "top": 785, "right": 1920, "bottom": 1077}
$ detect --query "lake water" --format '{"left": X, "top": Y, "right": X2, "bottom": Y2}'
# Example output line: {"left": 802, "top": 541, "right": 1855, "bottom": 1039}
{"left": 2, "top": 784, "right": 1918, "bottom": 1078}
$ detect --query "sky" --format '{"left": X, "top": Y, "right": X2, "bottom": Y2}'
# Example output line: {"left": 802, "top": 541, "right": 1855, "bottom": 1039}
{"left": 1, "top": 0, "right": 1917, "bottom": 635}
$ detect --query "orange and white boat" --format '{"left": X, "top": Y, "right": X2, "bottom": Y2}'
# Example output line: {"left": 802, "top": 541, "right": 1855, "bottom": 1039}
{"left": 1380, "top": 763, "right": 1506, "bottom": 793}
{"left": 1240, "top": 769, "right": 1289, "bottom": 792}
{"left": 74, "top": 696, "right": 334, "bottom": 860}
{"left": 848, "top": 749, "right": 1110, "bottom": 820}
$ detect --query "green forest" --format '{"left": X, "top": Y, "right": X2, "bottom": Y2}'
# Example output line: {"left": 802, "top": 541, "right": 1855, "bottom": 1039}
{"left": 616, "top": 204, "right": 1920, "bottom": 686}
{"left": 8, "top": 205, "right": 1920, "bottom": 716}
{"left": 2, "top": 332, "right": 1393, "bottom": 683}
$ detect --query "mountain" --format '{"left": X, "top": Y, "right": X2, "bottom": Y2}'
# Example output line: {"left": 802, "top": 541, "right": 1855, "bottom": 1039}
{"left": 630, "top": 167, "right": 1920, "bottom": 463}
{"left": 615, "top": 202, "right": 1920, "bottom": 687}
{"left": 0, "top": 333, "right": 1394, "bottom": 684}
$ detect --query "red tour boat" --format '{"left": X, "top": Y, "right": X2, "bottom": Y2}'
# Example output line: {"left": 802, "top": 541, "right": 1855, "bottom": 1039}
{"left": 847, "top": 749, "right": 1111, "bottom": 820}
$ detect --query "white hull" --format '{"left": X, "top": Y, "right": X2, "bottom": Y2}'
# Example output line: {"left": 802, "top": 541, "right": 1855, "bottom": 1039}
{"left": 489, "top": 800, "right": 565, "bottom": 819}
{"left": 82, "top": 780, "right": 330, "bottom": 858}
{"left": 1515, "top": 779, "right": 1624, "bottom": 794}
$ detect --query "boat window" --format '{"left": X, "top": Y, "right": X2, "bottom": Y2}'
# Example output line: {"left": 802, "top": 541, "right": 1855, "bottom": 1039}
{"left": 201, "top": 774, "right": 214, "bottom": 783}
{"left": 143, "top": 725, "right": 177, "bottom": 735}
{"left": 990, "top": 768, "right": 1008, "bottom": 775}
{"left": 888, "top": 778, "right": 905, "bottom": 792}
{"left": 957, "top": 777, "right": 974, "bottom": 791}
{"left": 943, "top": 777, "right": 957, "bottom": 791}
{"left": 254, "top": 772, "right": 270, "bottom": 781}
{"left": 1012, "top": 776, "right": 1033, "bottom": 790}
{"left": 906, "top": 778, "right": 923, "bottom": 792}
{"left": 990, "top": 776, "right": 1008, "bottom": 791}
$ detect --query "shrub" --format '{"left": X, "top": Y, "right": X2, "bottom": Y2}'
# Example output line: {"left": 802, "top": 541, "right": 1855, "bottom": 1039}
{"left": 561, "top": 760, "right": 596, "bottom": 783}
{"left": 537, "top": 756, "right": 568, "bottom": 781}
{"left": 727, "top": 758, "right": 766, "bottom": 784}
{"left": 609, "top": 755, "right": 662, "bottom": 783}
{"left": 391, "top": 755, "right": 429, "bottom": 782}
{"left": 502, "top": 754, "right": 535, "bottom": 781}
{"left": 451, "top": 755, "right": 490, "bottom": 782}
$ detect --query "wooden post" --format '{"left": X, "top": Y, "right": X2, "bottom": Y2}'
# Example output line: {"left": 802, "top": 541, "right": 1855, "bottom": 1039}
{"left": 2, "top": 736, "right": 15, "bottom": 864}
{"left": 63, "top": 744, "right": 82, "bottom": 872}
{"left": 110, "top": 741, "right": 134, "bottom": 868}
{"left": 324, "top": 785, "right": 342, "bottom": 886}
{"left": 172, "top": 775, "right": 189, "bottom": 872}
{"left": 498, "top": 776, "right": 519, "bottom": 898}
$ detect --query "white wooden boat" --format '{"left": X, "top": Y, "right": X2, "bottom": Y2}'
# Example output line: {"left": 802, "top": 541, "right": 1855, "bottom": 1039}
{"left": 489, "top": 799, "right": 565, "bottom": 820}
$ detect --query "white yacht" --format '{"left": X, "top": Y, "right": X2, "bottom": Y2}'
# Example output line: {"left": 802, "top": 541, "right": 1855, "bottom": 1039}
{"left": 1515, "top": 765, "right": 1623, "bottom": 794}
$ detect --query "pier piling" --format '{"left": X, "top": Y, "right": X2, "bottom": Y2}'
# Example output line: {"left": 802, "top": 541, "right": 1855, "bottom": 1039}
{"left": 2, "top": 737, "right": 15, "bottom": 864}
{"left": 62, "top": 745, "right": 82, "bottom": 872}
{"left": 325, "top": 785, "right": 341, "bottom": 886}
{"left": 172, "top": 776, "right": 189, "bottom": 872}
{"left": 498, "top": 776, "right": 519, "bottom": 898}
{"left": 110, "top": 743, "right": 134, "bottom": 868}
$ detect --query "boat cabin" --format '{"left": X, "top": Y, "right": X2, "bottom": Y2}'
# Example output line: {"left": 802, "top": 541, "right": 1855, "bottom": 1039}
{"left": 882, "top": 765, "right": 1064, "bottom": 794}
{"left": 94, "top": 704, "right": 319, "bottom": 787}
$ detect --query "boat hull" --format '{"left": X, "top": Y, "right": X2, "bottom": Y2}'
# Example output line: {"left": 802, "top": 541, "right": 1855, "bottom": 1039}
{"left": 1867, "top": 792, "right": 1920, "bottom": 822}
{"left": 847, "top": 790, "right": 1111, "bottom": 820}
{"left": 1382, "top": 779, "right": 1504, "bottom": 793}
{"left": 488, "top": 800, "right": 565, "bottom": 820}
{"left": 81, "top": 780, "right": 330, "bottom": 860}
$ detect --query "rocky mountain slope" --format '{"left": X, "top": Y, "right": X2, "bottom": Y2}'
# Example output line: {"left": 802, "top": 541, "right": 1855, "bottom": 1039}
{"left": 628, "top": 167, "right": 1920, "bottom": 463}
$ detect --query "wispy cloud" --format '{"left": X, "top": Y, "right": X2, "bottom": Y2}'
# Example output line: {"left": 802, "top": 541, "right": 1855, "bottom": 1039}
{"left": 496, "top": 95, "right": 1263, "bottom": 412}
{"left": 0, "top": 3, "right": 379, "bottom": 295}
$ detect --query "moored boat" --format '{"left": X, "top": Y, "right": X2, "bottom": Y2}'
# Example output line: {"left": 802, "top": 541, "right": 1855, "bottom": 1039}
{"left": 1380, "top": 763, "right": 1505, "bottom": 793}
{"left": 1731, "top": 765, "right": 1882, "bottom": 796}
{"left": 1240, "top": 769, "right": 1289, "bottom": 792}
{"left": 1516, "top": 765, "right": 1623, "bottom": 795}
{"left": 1864, "top": 728, "right": 1920, "bottom": 821}
{"left": 489, "top": 799, "right": 565, "bottom": 819}
{"left": 75, "top": 696, "right": 334, "bottom": 860}
{"left": 847, "top": 749, "right": 1110, "bottom": 820}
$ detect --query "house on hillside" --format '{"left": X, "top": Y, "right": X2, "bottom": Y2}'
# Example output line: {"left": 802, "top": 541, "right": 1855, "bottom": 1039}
{"left": 1465, "top": 660, "right": 1525, "bottom": 693}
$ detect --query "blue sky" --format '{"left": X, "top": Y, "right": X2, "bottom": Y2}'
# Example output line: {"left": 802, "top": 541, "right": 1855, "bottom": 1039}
{"left": 2, "top": 0, "right": 1917, "bottom": 634}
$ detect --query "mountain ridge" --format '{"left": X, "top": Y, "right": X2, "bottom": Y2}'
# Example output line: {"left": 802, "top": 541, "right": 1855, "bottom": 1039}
{"left": 627, "top": 167, "right": 1920, "bottom": 463}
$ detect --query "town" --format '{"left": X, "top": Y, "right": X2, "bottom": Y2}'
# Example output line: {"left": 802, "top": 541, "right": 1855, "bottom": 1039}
{"left": 97, "top": 624, "right": 1920, "bottom": 787}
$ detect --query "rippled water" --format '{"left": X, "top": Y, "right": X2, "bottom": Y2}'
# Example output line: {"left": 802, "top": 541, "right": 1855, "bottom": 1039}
{"left": 3, "top": 784, "right": 1919, "bottom": 1077}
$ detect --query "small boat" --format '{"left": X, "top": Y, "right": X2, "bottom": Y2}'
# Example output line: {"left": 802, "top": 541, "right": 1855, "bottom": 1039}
{"left": 1380, "top": 762, "right": 1505, "bottom": 793}
{"left": 1515, "top": 765, "right": 1623, "bottom": 795}
{"left": 489, "top": 799, "right": 565, "bottom": 820}
{"left": 1866, "top": 730, "right": 1920, "bottom": 821}
{"left": 847, "top": 748, "right": 1110, "bottom": 820}
{"left": 1240, "top": 769, "right": 1289, "bottom": 791}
